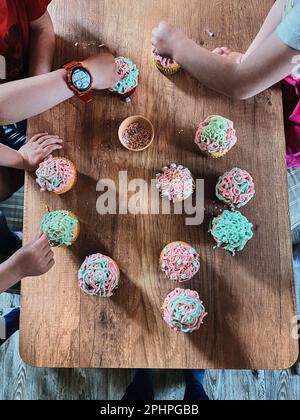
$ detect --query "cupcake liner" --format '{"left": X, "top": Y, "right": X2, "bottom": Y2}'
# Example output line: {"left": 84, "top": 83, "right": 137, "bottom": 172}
{"left": 154, "top": 60, "right": 181, "bottom": 75}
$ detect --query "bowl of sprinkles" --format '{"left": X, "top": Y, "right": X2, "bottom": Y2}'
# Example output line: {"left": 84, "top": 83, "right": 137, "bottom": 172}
{"left": 118, "top": 115, "right": 155, "bottom": 152}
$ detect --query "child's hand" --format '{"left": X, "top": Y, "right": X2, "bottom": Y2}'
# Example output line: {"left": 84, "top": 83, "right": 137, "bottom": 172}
{"left": 212, "top": 47, "right": 244, "bottom": 64}
{"left": 152, "top": 21, "right": 187, "bottom": 59}
{"left": 83, "top": 51, "right": 120, "bottom": 90}
{"left": 18, "top": 133, "right": 63, "bottom": 172}
{"left": 12, "top": 231, "right": 55, "bottom": 279}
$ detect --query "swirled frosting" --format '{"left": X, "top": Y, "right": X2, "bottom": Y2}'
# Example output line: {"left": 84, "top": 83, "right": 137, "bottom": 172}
{"left": 36, "top": 156, "right": 75, "bottom": 193}
{"left": 162, "top": 288, "right": 207, "bottom": 333}
{"left": 110, "top": 57, "right": 139, "bottom": 94}
{"left": 78, "top": 254, "right": 119, "bottom": 297}
{"left": 41, "top": 210, "right": 79, "bottom": 248}
{"left": 216, "top": 168, "right": 255, "bottom": 208}
{"left": 152, "top": 47, "right": 179, "bottom": 69}
{"left": 210, "top": 210, "right": 253, "bottom": 256}
{"left": 195, "top": 116, "right": 237, "bottom": 155}
{"left": 161, "top": 242, "right": 200, "bottom": 282}
{"left": 156, "top": 164, "right": 195, "bottom": 202}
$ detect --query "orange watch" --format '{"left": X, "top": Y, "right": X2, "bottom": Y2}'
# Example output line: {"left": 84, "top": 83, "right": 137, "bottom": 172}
{"left": 62, "top": 61, "right": 93, "bottom": 103}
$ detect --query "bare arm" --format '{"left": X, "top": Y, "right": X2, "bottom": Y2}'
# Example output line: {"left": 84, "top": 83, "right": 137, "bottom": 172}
{"left": 0, "top": 232, "right": 54, "bottom": 294}
{"left": 0, "top": 52, "right": 117, "bottom": 125}
{"left": 29, "top": 11, "right": 55, "bottom": 76}
{"left": 152, "top": 23, "right": 297, "bottom": 100}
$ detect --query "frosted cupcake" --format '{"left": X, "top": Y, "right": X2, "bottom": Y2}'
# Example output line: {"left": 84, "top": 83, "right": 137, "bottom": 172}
{"left": 162, "top": 288, "right": 207, "bottom": 333}
{"left": 110, "top": 56, "right": 139, "bottom": 98}
{"left": 36, "top": 156, "right": 77, "bottom": 195}
{"left": 156, "top": 164, "right": 195, "bottom": 203}
{"left": 216, "top": 168, "right": 255, "bottom": 209}
{"left": 210, "top": 210, "right": 253, "bottom": 256}
{"left": 160, "top": 242, "right": 200, "bottom": 282}
{"left": 78, "top": 253, "right": 120, "bottom": 298}
{"left": 152, "top": 47, "right": 181, "bottom": 75}
{"left": 40, "top": 210, "right": 80, "bottom": 248}
{"left": 195, "top": 115, "right": 237, "bottom": 158}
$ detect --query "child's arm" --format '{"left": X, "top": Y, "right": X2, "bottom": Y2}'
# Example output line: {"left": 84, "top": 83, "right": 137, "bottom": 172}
{"left": 0, "top": 232, "right": 54, "bottom": 294}
{"left": 152, "top": 22, "right": 297, "bottom": 100}
{"left": 29, "top": 11, "right": 55, "bottom": 76}
{"left": 244, "top": 0, "right": 285, "bottom": 59}
{"left": 0, "top": 52, "right": 117, "bottom": 125}
{"left": 0, "top": 133, "right": 62, "bottom": 171}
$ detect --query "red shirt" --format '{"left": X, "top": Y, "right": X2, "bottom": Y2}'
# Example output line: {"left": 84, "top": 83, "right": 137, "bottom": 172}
{"left": 0, "top": 0, "right": 51, "bottom": 82}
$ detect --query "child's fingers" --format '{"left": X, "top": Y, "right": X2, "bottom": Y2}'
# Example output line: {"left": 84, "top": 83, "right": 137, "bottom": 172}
{"left": 44, "top": 248, "right": 54, "bottom": 261}
{"left": 29, "top": 133, "right": 49, "bottom": 143}
{"left": 41, "top": 138, "right": 63, "bottom": 148}
{"left": 43, "top": 145, "right": 63, "bottom": 157}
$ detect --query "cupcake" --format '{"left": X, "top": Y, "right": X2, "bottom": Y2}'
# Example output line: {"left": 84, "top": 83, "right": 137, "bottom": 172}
{"left": 160, "top": 242, "right": 200, "bottom": 282}
{"left": 216, "top": 168, "right": 255, "bottom": 209}
{"left": 78, "top": 253, "right": 120, "bottom": 298}
{"left": 36, "top": 156, "right": 77, "bottom": 195}
{"left": 110, "top": 56, "right": 139, "bottom": 98}
{"left": 162, "top": 288, "right": 207, "bottom": 333}
{"left": 156, "top": 164, "right": 195, "bottom": 203}
{"left": 40, "top": 210, "right": 80, "bottom": 248}
{"left": 210, "top": 210, "right": 253, "bottom": 256}
{"left": 195, "top": 115, "right": 237, "bottom": 158}
{"left": 152, "top": 47, "right": 181, "bottom": 75}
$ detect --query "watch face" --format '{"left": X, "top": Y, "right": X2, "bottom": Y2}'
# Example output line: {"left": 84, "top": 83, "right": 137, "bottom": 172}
{"left": 71, "top": 68, "right": 92, "bottom": 92}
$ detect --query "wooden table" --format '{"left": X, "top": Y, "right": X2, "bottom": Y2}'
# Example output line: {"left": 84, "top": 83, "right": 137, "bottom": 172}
{"left": 20, "top": 0, "right": 298, "bottom": 370}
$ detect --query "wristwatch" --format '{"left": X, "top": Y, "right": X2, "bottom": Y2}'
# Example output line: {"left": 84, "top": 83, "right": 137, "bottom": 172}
{"left": 62, "top": 61, "right": 93, "bottom": 103}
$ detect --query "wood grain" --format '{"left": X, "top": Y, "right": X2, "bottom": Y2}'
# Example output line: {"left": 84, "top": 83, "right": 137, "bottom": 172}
{"left": 20, "top": 0, "right": 298, "bottom": 369}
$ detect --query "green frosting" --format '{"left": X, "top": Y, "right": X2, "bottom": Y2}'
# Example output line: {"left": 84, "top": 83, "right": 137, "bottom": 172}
{"left": 41, "top": 210, "right": 79, "bottom": 248}
{"left": 210, "top": 210, "right": 253, "bottom": 256}
{"left": 201, "top": 116, "right": 230, "bottom": 148}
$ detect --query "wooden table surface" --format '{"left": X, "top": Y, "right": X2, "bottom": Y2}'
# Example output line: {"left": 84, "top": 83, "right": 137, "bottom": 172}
{"left": 20, "top": 0, "right": 298, "bottom": 370}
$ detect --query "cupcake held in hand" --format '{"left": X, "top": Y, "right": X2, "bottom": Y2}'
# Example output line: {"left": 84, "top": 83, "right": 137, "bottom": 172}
{"left": 36, "top": 156, "right": 77, "bottom": 195}
{"left": 195, "top": 115, "right": 237, "bottom": 158}
{"left": 40, "top": 210, "right": 80, "bottom": 248}
{"left": 110, "top": 56, "right": 139, "bottom": 98}
{"left": 156, "top": 164, "right": 195, "bottom": 203}
{"left": 162, "top": 288, "right": 207, "bottom": 334}
{"left": 152, "top": 47, "right": 181, "bottom": 75}
{"left": 78, "top": 253, "right": 120, "bottom": 298}
{"left": 210, "top": 210, "right": 253, "bottom": 256}
{"left": 160, "top": 242, "right": 200, "bottom": 282}
{"left": 216, "top": 168, "right": 255, "bottom": 209}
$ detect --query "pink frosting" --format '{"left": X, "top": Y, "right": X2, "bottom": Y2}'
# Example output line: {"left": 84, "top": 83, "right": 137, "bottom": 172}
{"left": 156, "top": 164, "right": 195, "bottom": 202}
{"left": 195, "top": 116, "right": 237, "bottom": 155}
{"left": 216, "top": 168, "right": 255, "bottom": 208}
{"left": 116, "top": 58, "right": 130, "bottom": 79}
{"left": 161, "top": 242, "right": 200, "bottom": 282}
{"left": 36, "top": 156, "right": 75, "bottom": 193}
